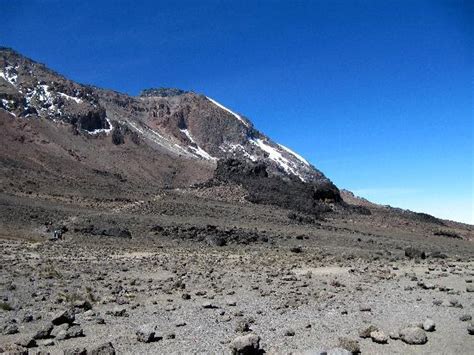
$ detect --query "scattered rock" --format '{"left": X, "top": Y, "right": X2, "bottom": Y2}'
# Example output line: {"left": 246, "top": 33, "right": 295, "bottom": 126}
{"left": 230, "top": 333, "right": 262, "bottom": 354}
{"left": 66, "top": 325, "right": 84, "bottom": 338}
{"left": 399, "top": 327, "right": 428, "bottom": 345}
{"left": 52, "top": 309, "right": 75, "bottom": 325}
{"left": 405, "top": 247, "right": 426, "bottom": 259}
{"left": 15, "top": 336, "right": 37, "bottom": 348}
{"left": 370, "top": 330, "right": 388, "bottom": 344}
{"left": 338, "top": 337, "right": 360, "bottom": 354}
{"left": 389, "top": 331, "right": 400, "bottom": 340}
{"left": 2, "top": 323, "right": 19, "bottom": 335}
{"left": 33, "top": 324, "right": 53, "bottom": 339}
{"left": 64, "top": 347, "right": 88, "bottom": 355}
{"left": 51, "top": 323, "right": 69, "bottom": 339}
{"left": 290, "top": 246, "right": 303, "bottom": 253}
{"left": 90, "top": 342, "right": 116, "bottom": 355}
{"left": 359, "top": 325, "right": 378, "bottom": 338}
{"left": 468, "top": 323, "right": 474, "bottom": 335}
{"left": 136, "top": 324, "right": 160, "bottom": 343}
{"left": 422, "top": 318, "right": 435, "bottom": 332}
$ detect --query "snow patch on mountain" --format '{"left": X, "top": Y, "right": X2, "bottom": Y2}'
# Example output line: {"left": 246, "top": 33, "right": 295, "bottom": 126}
{"left": 221, "top": 142, "right": 258, "bottom": 162}
{"left": 206, "top": 97, "right": 249, "bottom": 127}
{"left": 277, "top": 143, "right": 310, "bottom": 166}
{"left": 87, "top": 117, "right": 113, "bottom": 135}
{"left": 250, "top": 138, "right": 306, "bottom": 181}
{"left": 180, "top": 128, "right": 215, "bottom": 160}
{"left": 0, "top": 65, "right": 18, "bottom": 86}
{"left": 59, "top": 92, "right": 83, "bottom": 104}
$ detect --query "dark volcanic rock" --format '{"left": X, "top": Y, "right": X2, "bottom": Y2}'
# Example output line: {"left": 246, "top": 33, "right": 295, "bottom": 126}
{"left": 215, "top": 158, "right": 340, "bottom": 214}
{"left": 405, "top": 247, "right": 426, "bottom": 259}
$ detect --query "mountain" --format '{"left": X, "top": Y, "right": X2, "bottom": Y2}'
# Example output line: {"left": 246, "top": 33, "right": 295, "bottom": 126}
{"left": 0, "top": 47, "right": 339, "bottom": 212}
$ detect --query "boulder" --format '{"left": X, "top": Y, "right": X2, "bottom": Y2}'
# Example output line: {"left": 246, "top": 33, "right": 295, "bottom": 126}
{"left": 399, "top": 327, "right": 428, "bottom": 345}
{"left": 230, "top": 333, "right": 262, "bottom": 354}
{"left": 52, "top": 309, "right": 75, "bottom": 325}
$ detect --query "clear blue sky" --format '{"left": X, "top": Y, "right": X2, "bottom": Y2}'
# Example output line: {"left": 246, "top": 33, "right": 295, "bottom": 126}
{"left": 2, "top": 0, "right": 473, "bottom": 223}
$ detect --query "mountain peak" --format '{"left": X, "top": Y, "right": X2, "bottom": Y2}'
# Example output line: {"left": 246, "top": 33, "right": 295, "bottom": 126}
{"left": 0, "top": 48, "right": 340, "bottom": 206}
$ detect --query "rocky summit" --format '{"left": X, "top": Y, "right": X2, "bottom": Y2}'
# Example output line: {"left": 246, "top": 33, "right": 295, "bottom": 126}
{"left": 0, "top": 48, "right": 473, "bottom": 354}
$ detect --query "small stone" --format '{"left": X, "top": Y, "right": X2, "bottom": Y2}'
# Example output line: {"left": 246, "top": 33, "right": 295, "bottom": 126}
{"left": 467, "top": 285, "right": 474, "bottom": 293}
{"left": 52, "top": 309, "right": 75, "bottom": 325}
{"left": 370, "top": 330, "right": 388, "bottom": 344}
{"left": 284, "top": 329, "right": 295, "bottom": 336}
{"left": 33, "top": 324, "right": 54, "bottom": 339}
{"left": 84, "top": 310, "right": 96, "bottom": 317}
{"left": 66, "top": 325, "right": 84, "bottom": 338}
{"left": 136, "top": 324, "right": 157, "bottom": 343}
{"left": 15, "top": 336, "right": 37, "bottom": 348}
{"left": 90, "top": 342, "right": 115, "bottom": 355}
{"left": 110, "top": 307, "right": 127, "bottom": 317}
{"left": 389, "top": 331, "right": 400, "bottom": 340}
{"left": 324, "top": 348, "right": 352, "bottom": 355}
{"left": 422, "top": 318, "right": 435, "bottom": 332}
{"left": 460, "top": 314, "right": 472, "bottom": 322}
{"left": 202, "top": 302, "right": 217, "bottom": 309}
{"left": 73, "top": 300, "right": 92, "bottom": 311}
{"left": 405, "top": 247, "right": 426, "bottom": 259}
{"left": 399, "top": 327, "right": 428, "bottom": 345}
{"left": 236, "top": 320, "right": 251, "bottom": 333}
{"left": 41, "top": 339, "right": 55, "bottom": 346}
{"left": 227, "top": 300, "right": 237, "bottom": 306}
{"left": 468, "top": 323, "right": 474, "bottom": 335}
{"left": 2, "top": 323, "right": 19, "bottom": 335}
{"left": 51, "top": 323, "right": 69, "bottom": 338}
{"left": 230, "top": 333, "right": 262, "bottom": 355}
{"left": 290, "top": 246, "right": 303, "bottom": 253}
{"left": 182, "top": 293, "right": 191, "bottom": 300}
{"left": 359, "top": 305, "right": 371, "bottom": 312}
{"left": 359, "top": 325, "right": 378, "bottom": 338}
{"left": 22, "top": 313, "right": 34, "bottom": 323}
{"left": 338, "top": 337, "right": 360, "bottom": 354}
{"left": 64, "top": 347, "right": 87, "bottom": 355}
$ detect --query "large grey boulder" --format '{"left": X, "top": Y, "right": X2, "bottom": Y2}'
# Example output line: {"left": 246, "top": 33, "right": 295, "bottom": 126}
{"left": 400, "top": 327, "right": 428, "bottom": 345}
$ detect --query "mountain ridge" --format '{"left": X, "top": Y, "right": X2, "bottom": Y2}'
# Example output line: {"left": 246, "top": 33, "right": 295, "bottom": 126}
{"left": 0, "top": 47, "right": 341, "bottom": 213}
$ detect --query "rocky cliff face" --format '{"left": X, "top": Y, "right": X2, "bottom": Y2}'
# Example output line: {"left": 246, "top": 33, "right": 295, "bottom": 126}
{"left": 0, "top": 47, "right": 340, "bottom": 207}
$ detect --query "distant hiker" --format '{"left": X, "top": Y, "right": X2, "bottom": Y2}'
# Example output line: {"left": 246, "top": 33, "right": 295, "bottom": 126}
{"left": 53, "top": 229, "right": 63, "bottom": 240}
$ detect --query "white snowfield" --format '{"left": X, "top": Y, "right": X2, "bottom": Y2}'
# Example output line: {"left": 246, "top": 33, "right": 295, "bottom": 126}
{"left": 277, "top": 143, "right": 310, "bottom": 166}
{"left": 180, "top": 128, "right": 215, "bottom": 160}
{"left": 250, "top": 138, "right": 306, "bottom": 182}
{"left": 206, "top": 97, "right": 250, "bottom": 127}
{"left": 126, "top": 120, "right": 192, "bottom": 157}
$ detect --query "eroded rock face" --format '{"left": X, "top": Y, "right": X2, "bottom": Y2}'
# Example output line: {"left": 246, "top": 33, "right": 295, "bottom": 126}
{"left": 214, "top": 158, "right": 341, "bottom": 214}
